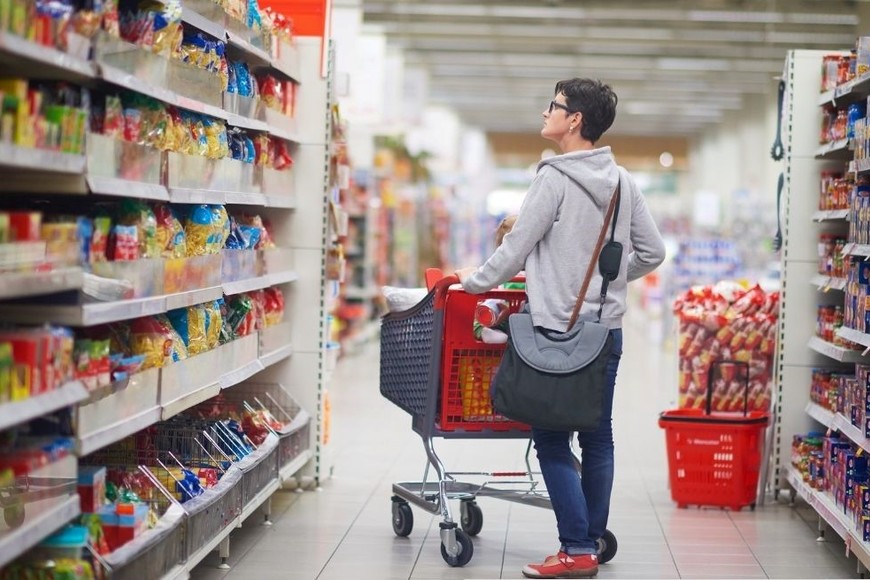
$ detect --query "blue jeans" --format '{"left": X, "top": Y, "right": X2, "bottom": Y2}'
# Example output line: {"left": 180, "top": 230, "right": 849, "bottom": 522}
{"left": 531, "top": 329, "right": 623, "bottom": 556}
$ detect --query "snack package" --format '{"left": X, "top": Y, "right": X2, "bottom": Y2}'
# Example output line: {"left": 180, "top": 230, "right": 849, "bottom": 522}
{"left": 263, "top": 287, "right": 284, "bottom": 327}
{"left": 108, "top": 225, "right": 139, "bottom": 261}
{"left": 186, "top": 304, "right": 209, "bottom": 355}
{"left": 673, "top": 283, "right": 779, "bottom": 413}
{"left": 130, "top": 315, "right": 188, "bottom": 369}
{"left": 118, "top": 200, "right": 159, "bottom": 259}
{"left": 184, "top": 205, "right": 217, "bottom": 256}
{"left": 154, "top": 204, "right": 186, "bottom": 258}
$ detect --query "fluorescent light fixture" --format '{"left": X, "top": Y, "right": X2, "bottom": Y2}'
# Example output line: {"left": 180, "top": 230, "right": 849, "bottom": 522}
{"left": 657, "top": 58, "right": 731, "bottom": 71}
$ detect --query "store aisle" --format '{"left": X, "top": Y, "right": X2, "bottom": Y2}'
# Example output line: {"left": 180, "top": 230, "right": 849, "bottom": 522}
{"left": 192, "top": 314, "right": 857, "bottom": 580}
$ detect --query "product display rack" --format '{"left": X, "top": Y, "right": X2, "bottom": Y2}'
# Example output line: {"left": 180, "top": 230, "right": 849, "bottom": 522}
{"left": 0, "top": 9, "right": 332, "bottom": 576}
{"left": 776, "top": 49, "right": 870, "bottom": 571}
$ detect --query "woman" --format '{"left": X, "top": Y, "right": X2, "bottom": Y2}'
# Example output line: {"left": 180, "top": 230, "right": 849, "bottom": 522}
{"left": 456, "top": 78, "right": 666, "bottom": 579}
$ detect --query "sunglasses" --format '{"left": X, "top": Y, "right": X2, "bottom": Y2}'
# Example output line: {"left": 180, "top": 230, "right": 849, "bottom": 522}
{"left": 548, "top": 100, "right": 573, "bottom": 114}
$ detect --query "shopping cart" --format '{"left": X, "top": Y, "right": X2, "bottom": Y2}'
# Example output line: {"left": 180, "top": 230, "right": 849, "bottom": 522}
{"left": 380, "top": 273, "right": 617, "bottom": 567}
{"left": 658, "top": 360, "right": 770, "bottom": 511}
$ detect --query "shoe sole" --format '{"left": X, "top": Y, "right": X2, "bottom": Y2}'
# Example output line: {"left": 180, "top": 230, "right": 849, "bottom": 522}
{"left": 521, "top": 566, "right": 599, "bottom": 579}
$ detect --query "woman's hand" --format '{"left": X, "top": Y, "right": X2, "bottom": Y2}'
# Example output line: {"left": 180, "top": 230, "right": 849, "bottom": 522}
{"left": 455, "top": 267, "right": 478, "bottom": 285}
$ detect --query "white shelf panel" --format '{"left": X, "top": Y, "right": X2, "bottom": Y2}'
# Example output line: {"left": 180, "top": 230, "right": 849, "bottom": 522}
{"left": 837, "top": 326, "right": 870, "bottom": 349}
{"left": 0, "top": 381, "right": 87, "bottom": 432}
{"left": 812, "top": 209, "right": 850, "bottom": 222}
{"left": 260, "top": 343, "right": 293, "bottom": 369}
{"left": 223, "top": 270, "right": 298, "bottom": 296}
{"left": 0, "top": 267, "right": 83, "bottom": 300}
{"left": 226, "top": 31, "right": 272, "bottom": 66}
{"left": 161, "top": 381, "right": 221, "bottom": 420}
{"left": 265, "top": 194, "right": 296, "bottom": 209}
{"left": 180, "top": 7, "right": 226, "bottom": 41}
{"left": 0, "top": 32, "right": 95, "bottom": 80}
{"left": 815, "top": 138, "right": 851, "bottom": 159}
{"left": 819, "top": 70, "right": 870, "bottom": 107}
{"left": 807, "top": 335, "right": 868, "bottom": 363}
{"left": 164, "top": 286, "right": 224, "bottom": 311}
{"left": 805, "top": 401, "right": 836, "bottom": 429}
{"left": 844, "top": 242, "right": 870, "bottom": 257}
{"left": 240, "top": 479, "right": 280, "bottom": 521}
{"left": 220, "top": 359, "right": 264, "bottom": 390}
{"left": 810, "top": 275, "right": 847, "bottom": 292}
{"left": 787, "top": 467, "right": 870, "bottom": 571}
{"left": 86, "top": 176, "right": 170, "bottom": 201}
{"left": 278, "top": 448, "right": 312, "bottom": 482}
{"left": 805, "top": 401, "right": 870, "bottom": 455}
{"left": 77, "top": 406, "right": 161, "bottom": 457}
{"left": 0, "top": 143, "right": 85, "bottom": 174}
{"left": 0, "top": 286, "right": 222, "bottom": 327}
{"left": 0, "top": 494, "right": 80, "bottom": 569}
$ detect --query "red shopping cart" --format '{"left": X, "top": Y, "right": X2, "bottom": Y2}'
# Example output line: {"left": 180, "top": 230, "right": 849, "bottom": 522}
{"left": 380, "top": 272, "right": 618, "bottom": 567}
{"left": 658, "top": 360, "right": 770, "bottom": 511}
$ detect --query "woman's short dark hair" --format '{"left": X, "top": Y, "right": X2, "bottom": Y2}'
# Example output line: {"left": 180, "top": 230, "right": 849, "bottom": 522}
{"left": 554, "top": 78, "right": 618, "bottom": 143}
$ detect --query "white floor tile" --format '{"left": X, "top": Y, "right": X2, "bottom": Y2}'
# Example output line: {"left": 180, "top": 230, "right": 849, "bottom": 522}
{"left": 193, "top": 319, "right": 860, "bottom": 580}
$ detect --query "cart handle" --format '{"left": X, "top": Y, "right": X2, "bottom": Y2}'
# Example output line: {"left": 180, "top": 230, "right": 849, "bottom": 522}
{"left": 706, "top": 360, "right": 751, "bottom": 416}
{"left": 432, "top": 274, "right": 460, "bottom": 310}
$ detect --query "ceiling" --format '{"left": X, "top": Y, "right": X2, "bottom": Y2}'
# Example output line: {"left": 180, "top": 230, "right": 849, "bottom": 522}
{"left": 356, "top": 0, "right": 861, "bottom": 137}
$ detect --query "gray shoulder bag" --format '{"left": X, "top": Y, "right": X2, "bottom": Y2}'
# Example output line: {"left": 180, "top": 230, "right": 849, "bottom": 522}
{"left": 492, "top": 181, "right": 622, "bottom": 432}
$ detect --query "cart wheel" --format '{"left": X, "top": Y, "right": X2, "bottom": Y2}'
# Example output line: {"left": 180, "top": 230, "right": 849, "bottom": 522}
{"left": 460, "top": 501, "right": 483, "bottom": 536}
{"left": 441, "top": 529, "right": 474, "bottom": 567}
{"left": 4, "top": 504, "right": 24, "bottom": 529}
{"left": 597, "top": 529, "right": 618, "bottom": 564}
{"left": 392, "top": 501, "right": 413, "bottom": 537}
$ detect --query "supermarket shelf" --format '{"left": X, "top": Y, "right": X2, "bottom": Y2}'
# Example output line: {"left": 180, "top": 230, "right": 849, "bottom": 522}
{"left": 786, "top": 467, "right": 870, "bottom": 571}
{"left": 279, "top": 448, "right": 312, "bottom": 482}
{"left": 174, "top": 511, "right": 237, "bottom": 578}
{"left": 220, "top": 359, "right": 264, "bottom": 390}
{"left": 812, "top": 209, "right": 850, "bottom": 222}
{"left": 819, "top": 72, "right": 870, "bottom": 107}
{"left": 260, "top": 343, "right": 293, "bottom": 369}
{"left": 843, "top": 242, "right": 870, "bottom": 257}
{"left": 0, "top": 32, "right": 95, "bottom": 81}
{"left": 856, "top": 158, "right": 870, "bottom": 175}
{"left": 265, "top": 194, "right": 296, "bottom": 209}
{"left": 164, "top": 286, "right": 224, "bottom": 311}
{"left": 161, "top": 381, "right": 221, "bottom": 420}
{"left": 0, "top": 267, "right": 83, "bottom": 300}
{"left": 0, "top": 286, "right": 223, "bottom": 327}
{"left": 77, "top": 406, "right": 161, "bottom": 457}
{"left": 180, "top": 6, "right": 226, "bottom": 42}
{"left": 0, "top": 381, "right": 88, "bottom": 432}
{"left": 0, "top": 143, "right": 85, "bottom": 174}
{"left": 223, "top": 191, "right": 268, "bottom": 206}
{"left": 810, "top": 275, "right": 847, "bottom": 292}
{"left": 0, "top": 495, "right": 80, "bottom": 569}
{"left": 223, "top": 270, "right": 299, "bottom": 296}
{"left": 86, "top": 176, "right": 170, "bottom": 202}
{"left": 226, "top": 31, "right": 271, "bottom": 67}
{"left": 815, "top": 138, "right": 851, "bottom": 159}
{"left": 836, "top": 326, "right": 870, "bottom": 349}
{"left": 805, "top": 401, "right": 836, "bottom": 429}
{"left": 807, "top": 335, "right": 869, "bottom": 363}
{"left": 225, "top": 112, "right": 269, "bottom": 134}
{"left": 805, "top": 401, "right": 870, "bottom": 455}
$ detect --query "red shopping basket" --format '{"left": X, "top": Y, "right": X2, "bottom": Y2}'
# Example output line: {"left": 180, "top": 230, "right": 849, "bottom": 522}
{"left": 658, "top": 361, "right": 769, "bottom": 511}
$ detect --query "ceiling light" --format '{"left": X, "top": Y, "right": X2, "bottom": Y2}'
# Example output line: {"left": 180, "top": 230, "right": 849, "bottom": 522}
{"left": 657, "top": 58, "right": 730, "bottom": 71}
{"left": 659, "top": 152, "right": 675, "bottom": 168}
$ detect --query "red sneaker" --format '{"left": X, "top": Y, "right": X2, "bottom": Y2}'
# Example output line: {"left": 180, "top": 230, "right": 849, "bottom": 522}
{"left": 522, "top": 552, "right": 599, "bottom": 578}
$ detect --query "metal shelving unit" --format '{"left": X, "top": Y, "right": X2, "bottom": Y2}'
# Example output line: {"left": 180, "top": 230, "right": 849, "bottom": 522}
{"left": 779, "top": 49, "right": 870, "bottom": 574}
{"left": 0, "top": 19, "right": 330, "bottom": 571}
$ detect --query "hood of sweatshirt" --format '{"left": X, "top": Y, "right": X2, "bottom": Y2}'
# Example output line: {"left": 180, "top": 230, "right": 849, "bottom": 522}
{"left": 537, "top": 146, "right": 619, "bottom": 209}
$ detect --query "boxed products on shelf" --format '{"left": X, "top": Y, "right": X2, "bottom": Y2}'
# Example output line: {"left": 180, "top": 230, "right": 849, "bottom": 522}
{"left": 674, "top": 282, "right": 779, "bottom": 412}
{"left": 0, "top": 326, "right": 73, "bottom": 402}
{"left": 819, "top": 234, "right": 849, "bottom": 278}
{"left": 821, "top": 171, "right": 853, "bottom": 211}
{"left": 0, "top": 80, "right": 88, "bottom": 154}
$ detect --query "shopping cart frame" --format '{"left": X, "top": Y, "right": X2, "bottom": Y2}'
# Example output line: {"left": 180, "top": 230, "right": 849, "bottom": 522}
{"left": 380, "top": 274, "right": 617, "bottom": 567}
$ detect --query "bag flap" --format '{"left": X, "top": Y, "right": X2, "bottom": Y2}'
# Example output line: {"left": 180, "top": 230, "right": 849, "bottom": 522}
{"left": 508, "top": 313, "right": 609, "bottom": 374}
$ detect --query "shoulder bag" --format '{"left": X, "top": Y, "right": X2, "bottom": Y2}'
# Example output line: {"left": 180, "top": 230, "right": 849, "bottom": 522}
{"left": 491, "top": 181, "right": 622, "bottom": 432}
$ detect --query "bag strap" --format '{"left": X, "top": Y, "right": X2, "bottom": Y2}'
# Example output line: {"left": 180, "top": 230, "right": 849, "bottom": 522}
{"left": 566, "top": 180, "right": 621, "bottom": 332}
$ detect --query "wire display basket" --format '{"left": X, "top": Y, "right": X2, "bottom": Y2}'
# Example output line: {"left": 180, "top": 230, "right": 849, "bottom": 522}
{"left": 219, "top": 382, "right": 312, "bottom": 478}
{"left": 82, "top": 438, "right": 186, "bottom": 580}
{"left": 149, "top": 420, "right": 243, "bottom": 561}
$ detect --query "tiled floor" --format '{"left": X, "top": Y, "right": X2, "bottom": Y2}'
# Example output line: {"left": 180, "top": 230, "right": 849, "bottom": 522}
{"left": 191, "top": 313, "right": 859, "bottom": 579}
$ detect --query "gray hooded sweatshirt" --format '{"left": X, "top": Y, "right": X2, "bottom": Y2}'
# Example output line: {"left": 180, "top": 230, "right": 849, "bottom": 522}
{"left": 462, "top": 146, "right": 665, "bottom": 331}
